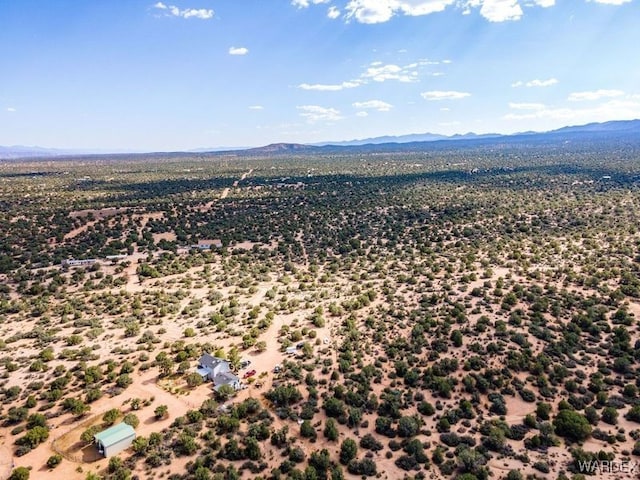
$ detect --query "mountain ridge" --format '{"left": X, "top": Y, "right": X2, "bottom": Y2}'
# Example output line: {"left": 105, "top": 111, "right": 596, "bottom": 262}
{"left": 242, "top": 119, "right": 640, "bottom": 155}
{"left": 2, "top": 119, "right": 639, "bottom": 159}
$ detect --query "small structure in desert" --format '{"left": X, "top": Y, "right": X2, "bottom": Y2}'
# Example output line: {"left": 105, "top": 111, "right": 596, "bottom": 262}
{"left": 61, "top": 258, "right": 97, "bottom": 268}
{"left": 190, "top": 239, "right": 223, "bottom": 250}
{"left": 94, "top": 422, "right": 136, "bottom": 457}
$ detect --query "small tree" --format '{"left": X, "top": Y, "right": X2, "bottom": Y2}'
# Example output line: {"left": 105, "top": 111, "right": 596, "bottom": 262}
{"left": 9, "top": 467, "right": 30, "bottom": 480}
{"left": 46, "top": 454, "right": 63, "bottom": 469}
{"left": 80, "top": 425, "right": 101, "bottom": 444}
{"left": 450, "top": 330, "right": 463, "bottom": 347}
{"left": 506, "top": 471, "right": 523, "bottom": 480}
{"left": 536, "top": 402, "right": 552, "bottom": 421}
{"left": 186, "top": 372, "right": 204, "bottom": 388}
{"left": 626, "top": 405, "right": 640, "bottom": 423}
{"left": 132, "top": 436, "right": 149, "bottom": 455}
{"left": 123, "top": 413, "right": 139, "bottom": 428}
{"left": 553, "top": 409, "right": 592, "bottom": 443}
{"left": 397, "top": 416, "right": 421, "bottom": 437}
{"left": 102, "top": 408, "right": 120, "bottom": 426}
{"left": 339, "top": 438, "right": 357, "bottom": 465}
{"left": 601, "top": 407, "right": 618, "bottom": 425}
{"left": 154, "top": 405, "right": 169, "bottom": 420}
{"left": 17, "top": 426, "right": 49, "bottom": 449}
{"left": 301, "top": 420, "right": 317, "bottom": 441}
{"left": 216, "top": 384, "right": 236, "bottom": 401}
{"left": 324, "top": 418, "right": 339, "bottom": 441}
{"left": 244, "top": 436, "right": 262, "bottom": 460}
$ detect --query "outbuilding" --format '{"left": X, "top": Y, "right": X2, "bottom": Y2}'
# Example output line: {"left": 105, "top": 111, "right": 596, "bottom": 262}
{"left": 94, "top": 422, "right": 136, "bottom": 457}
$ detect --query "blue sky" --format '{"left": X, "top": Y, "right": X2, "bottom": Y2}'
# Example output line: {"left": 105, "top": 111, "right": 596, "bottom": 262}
{"left": 1, "top": 0, "right": 639, "bottom": 151}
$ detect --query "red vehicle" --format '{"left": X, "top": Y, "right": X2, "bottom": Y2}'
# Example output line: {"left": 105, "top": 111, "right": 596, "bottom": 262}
{"left": 243, "top": 369, "right": 256, "bottom": 379}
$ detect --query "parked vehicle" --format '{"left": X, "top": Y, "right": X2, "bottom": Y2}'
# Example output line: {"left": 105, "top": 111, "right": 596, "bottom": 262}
{"left": 243, "top": 369, "right": 256, "bottom": 379}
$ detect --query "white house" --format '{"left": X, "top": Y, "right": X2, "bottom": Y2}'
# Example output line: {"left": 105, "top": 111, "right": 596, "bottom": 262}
{"left": 196, "top": 354, "right": 241, "bottom": 391}
{"left": 61, "top": 258, "right": 97, "bottom": 268}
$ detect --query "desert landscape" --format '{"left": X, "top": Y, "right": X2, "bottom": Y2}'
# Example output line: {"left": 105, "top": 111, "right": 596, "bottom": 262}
{"left": 3, "top": 0, "right": 640, "bottom": 477}
{"left": 1, "top": 134, "right": 640, "bottom": 480}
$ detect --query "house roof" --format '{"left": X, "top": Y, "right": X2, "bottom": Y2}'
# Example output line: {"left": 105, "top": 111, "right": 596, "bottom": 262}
{"left": 199, "top": 353, "right": 227, "bottom": 370}
{"left": 214, "top": 371, "right": 239, "bottom": 385}
{"left": 94, "top": 423, "right": 135, "bottom": 447}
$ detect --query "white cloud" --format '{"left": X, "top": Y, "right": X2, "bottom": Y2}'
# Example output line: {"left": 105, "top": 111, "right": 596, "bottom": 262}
{"left": 229, "top": 47, "right": 249, "bottom": 56}
{"left": 153, "top": 2, "right": 214, "bottom": 19}
{"left": 344, "top": 0, "right": 395, "bottom": 23}
{"left": 512, "top": 78, "right": 558, "bottom": 88}
{"left": 249, "top": 105, "right": 264, "bottom": 110}
{"left": 474, "top": 0, "right": 523, "bottom": 21}
{"left": 181, "top": 8, "right": 213, "bottom": 19}
{"left": 291, "top": 0, "right": 329, "bottom": 7}
{"left": 504, "top": 96, "right": 640, "bottom": 121}
{"left": 298, "top": 81, "right": 362, "bottom": 91}
{"left": 353, "top": 100, "right": 393, "bottom": 111}
{"left": 328, "top": 6, "right": 341, "bottom": 18}
{"left": 362, "top": 62, "right": 419, "bottom": 83}
{"left": 6, "top": 107, "right": 16, "bottom": 112}
{"left": 567, "top": 89, "right": 624, "bottom": 101}
{"left": 297, "top": 105, "right": 343, "bottom": 123}
{"left": 299, "top": 0, "right": 629, "bottom": 24}
{"left": 509, "top": 102, "right": 546, "bottom": 110}
{"left": 462, "top": 0, "right": 553, "bottom": 21}
{"left": 421, "top": 90, "right": 471, "bottom": 100}
{"left": 528, "top": 78, "right": 558, "bottom": 87}
{"left": 345, "top": 0, "right": 455, "bottom": 24}
{"left": 356, "top": 111, "right": 369, "bottom": 117}
{"left": 397, "top": 0, "right": 456, "bottom": 16}
{"left": 298, "top": 59, "right": 442, "bottom": 93}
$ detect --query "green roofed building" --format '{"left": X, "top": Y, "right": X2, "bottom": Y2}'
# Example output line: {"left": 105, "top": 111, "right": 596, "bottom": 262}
{"left": 94, "top": 422, "right": 136, "bottom": 457}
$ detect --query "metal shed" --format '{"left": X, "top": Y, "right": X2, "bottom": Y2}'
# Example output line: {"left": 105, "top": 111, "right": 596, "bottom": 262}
{"left": 94, "top": 422, "right": 136, "bottom": 457}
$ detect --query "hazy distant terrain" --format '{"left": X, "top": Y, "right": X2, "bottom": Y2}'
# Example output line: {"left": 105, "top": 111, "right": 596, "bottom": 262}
{"left": 3, "top": 119, "right": 639, "bottom": 160}
{"left": 1, "top": 131, "right": 640, "bottom": 480}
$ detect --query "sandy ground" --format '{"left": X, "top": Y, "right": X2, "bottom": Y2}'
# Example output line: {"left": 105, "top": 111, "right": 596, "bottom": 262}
{"left": 1, "top": 253, "right": 329, "bottom": 479}
{"left": 152, "top": 232, "right": 177, "bottom": 243}
{"left": 0, "top": 445, "right": 13, "bottom": 480}
{"left": 4, "top": 204, "right": 640, "bottom": 480}
{"left": 231, "top": 240, "right": 279, "bottom": 251}
{"left": 7, "top": 368, "right": 214, "bottom": 480}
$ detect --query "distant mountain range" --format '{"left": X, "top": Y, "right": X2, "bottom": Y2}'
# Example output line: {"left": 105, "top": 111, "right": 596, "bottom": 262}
{"left": 1, "top": 119, "right": 639, "bottom": 159}
{"left": 0, "top": 145, "right": 145, "bottom": 159}
{"left": 241, "top": 119, "right": 640, "bottom": 156}
{"left": 312, "top": 131, "right": 502, "bottom": 146}
{"left": 0, "top": 145, "right": 75, "bottom": 159}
